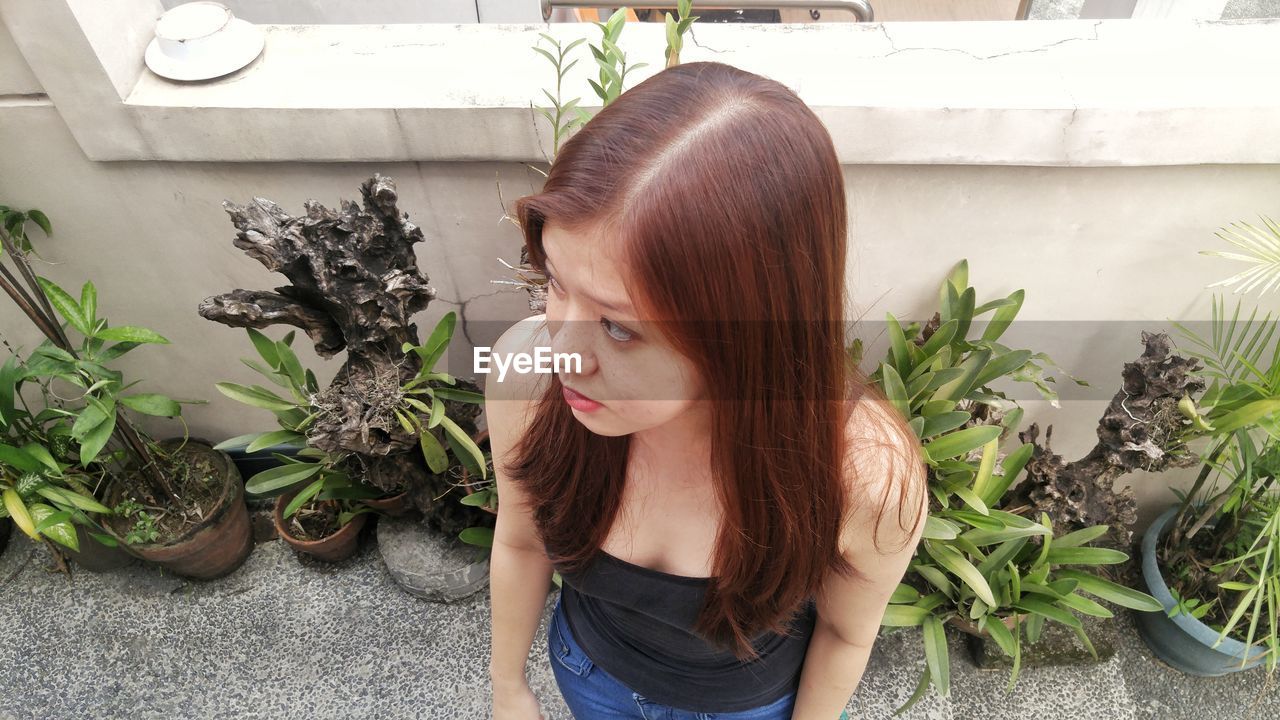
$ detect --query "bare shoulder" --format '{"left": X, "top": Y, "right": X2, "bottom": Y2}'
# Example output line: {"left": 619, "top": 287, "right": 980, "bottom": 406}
{"left": 483, "top": 313, "right": 553, "bottom": 404}
{"left": 811, "top": 394, "right": 930, "bottom": 647}
{"left": 483, "top": 314, "right": 554, "bottom": 552}
{"left": 839, "top": 393, "right": 929, "bottom": 557}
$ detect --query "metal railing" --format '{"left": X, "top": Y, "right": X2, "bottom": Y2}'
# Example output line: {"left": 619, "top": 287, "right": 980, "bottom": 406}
{"left": 542, "top": 1, "right": 874, "bottom": 23}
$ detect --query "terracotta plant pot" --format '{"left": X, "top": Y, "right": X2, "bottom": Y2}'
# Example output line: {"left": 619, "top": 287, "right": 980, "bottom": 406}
{"left": 273, "top": 486, "right": 368, "bottom": 562}
{"left": 63, "top": 522, "right": 135, "bottom": 573}
{"left": 107, "top": 438, "right": 254, "bottom": 580}
{"left": 460, "top": 429, "right": 496, "bottom": 516}
{"left": 364, "top": 487, "right": 411, "bottom": 517}
{"left": 1134, "top": 504, "right": 1269, "bottom": 676}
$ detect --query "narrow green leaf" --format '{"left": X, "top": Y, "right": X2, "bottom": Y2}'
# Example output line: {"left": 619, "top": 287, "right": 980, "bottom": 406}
{"left": 1053, "top": 569, "right": 1163, "bottom": 612}
{"left": 920, "top": 411, "right": 971, "bottom": 439}
{"left": 36, "top": 277, "right": 89, "bottom": 335}
{"left": 246, "top": 327, "right": 281, "bottom": 368}
{"left": 431, "top": 388, "right": 485, "bottom": 404}
{"left": 80, "top": 281, "right": 97, "bottom": 327}
{"left": 1045, "top": 546, "right": 1128, "bottom": 566}
{"left": 881, "top": 362, "right": 910, "bottom": 420}
{"left": 215, "top": 382, "right": 297, "bottom": 412}
{"left": 244, "top": 462, "right": 323, "bottom": 495}
{"left": 246, "top": 429, "right": 306, "bottom": 453}
{"left": 924, "top": 425, "right": 1002, "bottom": 462}
{"left": 419, "top": 430, "right": 449, "bottom": 474}
{"left": 1053, "top": 525, "right": 1110, "bottom": 548}
{"left": 94, "top": 326, "right": 169, "bottom": 344}
{"left": 1013, "top": 596, "right": 1082, "bottom": 629}
{"left": 922, "top": 615, "right": 950, "bottom": 697}
{"left": 924, "top": 541, "right": 997, "bottom": 606}
{"left": 981, "top": 289, "right": 1024, "bottom": 343}
{"left": 881, "top": 604, "right": 931, "bottom": 627}
{"left": 283, "top": 477, "right": 325, "bottom": 518}
{"left": 440, "top": 416, "right": 485, "bottom": 479}
{"left": 120, "top": 393, "right": 182, "bottom": 417}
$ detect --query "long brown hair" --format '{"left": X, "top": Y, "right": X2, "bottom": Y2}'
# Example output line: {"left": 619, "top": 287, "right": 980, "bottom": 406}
{"left": 505, "top": 61, "right": 924, "bottom": 660}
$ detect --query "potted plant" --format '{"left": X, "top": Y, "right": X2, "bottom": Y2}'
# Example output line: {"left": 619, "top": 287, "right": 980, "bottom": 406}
{"left": 494, "top": 6, "right": 700, "bottom": 313}
{"left": 874, "top": 260, "right": 1162, "bottom": 713}
{"left": 200, "top": 177, "right": 491, "bottom": 539}
{"left": 245, "top": 449, "right": 377, "bottom": 562}
{"left": 0, "top": 207, "right": 252, "bottom": 579}
{"left": 213, "top": 312, "right": 487, "bottom": 525}
{"left": 1132, "top": 284, "right": 1280, "bottom": 676}
{"left": 1, "top": 351, "right": 132, "bottom": 572}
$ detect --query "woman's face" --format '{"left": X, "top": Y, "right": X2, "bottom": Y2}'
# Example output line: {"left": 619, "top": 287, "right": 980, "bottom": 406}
{"left": 540, "top": 223, "right": 708, "bottom": 440}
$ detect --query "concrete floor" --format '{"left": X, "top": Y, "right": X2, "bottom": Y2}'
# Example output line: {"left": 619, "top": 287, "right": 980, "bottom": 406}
{"left": 0, "top": 518, "right": 1277, "bottom": 719}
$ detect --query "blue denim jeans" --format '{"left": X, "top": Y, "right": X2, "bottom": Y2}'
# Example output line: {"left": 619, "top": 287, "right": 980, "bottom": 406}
{"left": 547, "top": 592, "right": 851, "bottom": 720}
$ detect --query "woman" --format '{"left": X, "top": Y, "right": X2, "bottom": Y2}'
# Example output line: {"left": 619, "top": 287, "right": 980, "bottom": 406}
{"left": 487, "top": 61, "right": 928, "bottom": 720}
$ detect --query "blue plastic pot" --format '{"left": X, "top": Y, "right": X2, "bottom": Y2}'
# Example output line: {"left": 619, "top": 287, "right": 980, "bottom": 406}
{"left": 1134, "top": 504, "right": 1270, "bottom": 676}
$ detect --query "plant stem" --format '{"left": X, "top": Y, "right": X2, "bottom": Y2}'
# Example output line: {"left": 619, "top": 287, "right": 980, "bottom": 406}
{"left": 0, "top": 229, "right": 178, "bottom": 505}
{"left": 1168, "top": 436, "right": 1233, "bottom": 550}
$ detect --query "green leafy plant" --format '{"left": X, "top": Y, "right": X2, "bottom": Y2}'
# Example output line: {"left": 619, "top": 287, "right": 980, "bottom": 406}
{"left": 1201, "top": 214, "right": 1280, "bottom": 298}
{"left": 215, "top": 312, "right": 485, "bottom": 520}
{"left": 243, "top": 448, "right": 377, "bottom": 537}
{"left": 212, "top": 327, "right": 318, "bottom": 455}
{"left": 1157, "top": 286, "right": 1280, "bottom": 673}
{"left": 0, "top": 205, "right": 50, "bottom": 254}
{"left": 1168, "top": 584, "right": 1216, "bottom": 622}
{"left": 1, "top": 207, "right": 207, "bottom": 552}
{"left": 396, "top": 312, "right": 487, "bottom": 481}
{"left": 114, "top": 498, "right": 160, "bottom": 545}
{"left": 532, "top": 33, "right": 592, "bottom": 158}
{"left": 662, "top": 0, "right": 700, "bottom": 68}
{"left": 212, "top": 328, "right": 379, "bottom": 528}
{"left": 459, "top": 440, "right": 497, "bottom": 549}
{"left": 873, "top": 260, "right": 1161, "bottom": 714}
{"left": 586, "top": 9, "right": 648, "bottom": 105}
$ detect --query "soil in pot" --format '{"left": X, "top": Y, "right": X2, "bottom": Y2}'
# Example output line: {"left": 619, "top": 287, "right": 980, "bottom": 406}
{"left": 102, "top": 438, "right": 253, "bottom": 580}
{"left": 273, "top": 487, "right": 367, "bottom": 563}
{"left": 0, "top": 517, "right": 11, "bottom": 558}
{"left": 1135, "top": 504, "right": 1270, "bottom": 675}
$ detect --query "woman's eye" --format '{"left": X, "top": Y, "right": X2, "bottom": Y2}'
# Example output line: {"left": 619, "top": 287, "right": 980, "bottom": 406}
{"left": 600, "top": 317, "right": 634, "bottom": 343}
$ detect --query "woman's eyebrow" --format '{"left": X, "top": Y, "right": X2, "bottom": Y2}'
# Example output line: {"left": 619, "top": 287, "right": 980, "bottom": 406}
{"left": 543, "top": 256, "right": 634, "bottom": 315}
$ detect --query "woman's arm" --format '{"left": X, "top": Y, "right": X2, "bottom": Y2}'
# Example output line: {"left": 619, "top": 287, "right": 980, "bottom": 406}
{"left": 489, "top": 541, "right": 555, "bottom": 689}
{"left": 486, "top": 317, "right": 557, "bottom": 690}
{"left": 792, "top": 402, "right": 930, "bottom": 720}
{"left": 793, "top": 627, "right": 876, "bottom": 720}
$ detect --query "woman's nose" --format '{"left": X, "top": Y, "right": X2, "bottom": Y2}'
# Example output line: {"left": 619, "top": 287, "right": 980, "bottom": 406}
{"left": 549, "top": 308, "right": 599, "bottom": 377}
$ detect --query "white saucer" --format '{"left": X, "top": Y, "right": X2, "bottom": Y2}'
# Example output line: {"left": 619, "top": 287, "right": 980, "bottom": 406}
{"left": 144, "top": 18, "right": 265, "bottom": 82}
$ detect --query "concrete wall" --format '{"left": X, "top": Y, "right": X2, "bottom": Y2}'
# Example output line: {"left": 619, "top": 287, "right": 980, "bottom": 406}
{"left": 2, "top": 6, "right": 1279, "bottom": 533}
{"left": 155, "top": 0, "right": 571, "bottom": 24}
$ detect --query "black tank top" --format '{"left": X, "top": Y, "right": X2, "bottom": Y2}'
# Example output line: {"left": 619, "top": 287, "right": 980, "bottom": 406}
{"left": 552, "top": 546, "right": 818, "bottom": 713}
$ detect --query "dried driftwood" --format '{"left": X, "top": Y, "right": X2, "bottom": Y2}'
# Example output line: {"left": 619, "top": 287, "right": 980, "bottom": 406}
{"left": 1002, "top": 331, "right": 1204, "bottom": 579}
{"left": 199, "top": 174, "right": 486, "bottom": 533}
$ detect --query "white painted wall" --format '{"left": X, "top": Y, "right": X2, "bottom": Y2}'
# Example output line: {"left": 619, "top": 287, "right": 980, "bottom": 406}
{"left": 155, "top": 0, "right": 578, "bottom": 24}
{"left": 2, "top": 8, "right": 1279, "bottom": 533}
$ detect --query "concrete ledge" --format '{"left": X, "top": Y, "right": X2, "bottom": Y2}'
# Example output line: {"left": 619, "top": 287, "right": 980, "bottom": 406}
{"left": 3, "top": 2, "right": 1280, "bottom": 164}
